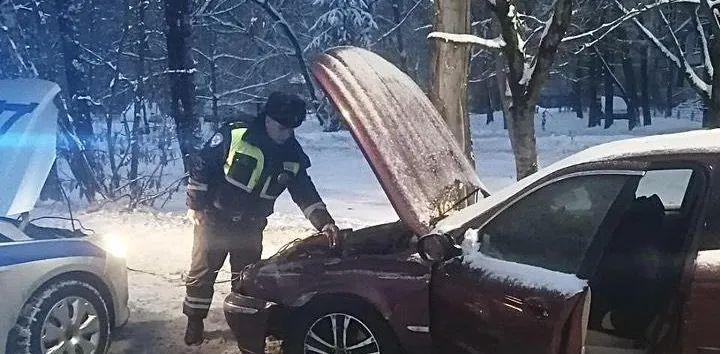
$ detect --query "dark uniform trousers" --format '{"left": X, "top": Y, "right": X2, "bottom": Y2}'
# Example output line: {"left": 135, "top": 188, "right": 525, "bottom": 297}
{"left": 183, "top": 212, "right": 267, "bottom": 318}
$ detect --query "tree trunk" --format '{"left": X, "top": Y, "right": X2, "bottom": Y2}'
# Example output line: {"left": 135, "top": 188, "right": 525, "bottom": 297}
{"left": 130, "top": 0, "right": 147, "bottom": 198}
{"left": 391, "top": 0, "right": 409, "bottom": 72}
{"left": 105, "top": 111, "right": 119, "bottom": 191}
{"left": 429, "top": 0, "right": 473, "bottom": 163}
{"left": 588, "top": 54, "right": 602, "bottom": 127}
{"left": 705, "top": 38, "right": 720, "bottom": 128}
{"left": 604, "top": 52, "right": 615, "bottom": 129}
{"left": 486, "top": 79, "right": 494, "bottom": 124}
{"left": 640, "top": 44, "right": 651, "bottom": 125}
{"left": 210, "top": 31, "right": 219, "bottom": 123}
{"left": 507, "top": 105, "right": 538, "bottom": 180}
{"left": 55, "top": 0, "right": 99, "bottom": 200}
{"left": 55, "top": 0, "right": 94, "bottom": 150}
{"left": 495, "top": 54, "right": 510, "bottom": 130}
{"left": 665, "top": 65, "right": 675, "bottom": 117}
{"left": 573, "top": 59, "right": 583, "bottom": 119}
{"left": 163, "top": 0, "right": 200, "bottom": 171}
{"left": 621, "top": 55, "right": 639, "bottom": 130}
{"left": 1, "top": 0, "right": 38, "bottom": 77}
{"left": 650, "top": 56, "right": 661, "bottom": 114}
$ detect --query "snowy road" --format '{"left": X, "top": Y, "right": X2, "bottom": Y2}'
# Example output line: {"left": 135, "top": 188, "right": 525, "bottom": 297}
{"left": 70, "top": 210, "right": 312, "bottom": 353}
{"left": 35, "top": 112, "right": 700, "bottom": 353}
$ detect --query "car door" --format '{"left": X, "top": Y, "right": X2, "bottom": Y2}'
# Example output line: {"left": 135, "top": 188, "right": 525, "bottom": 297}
{"left": 677, "top": 170, "right": 719, "bottom": 354}
{"left": 431, "top": 172, "right": 641, "bottom": 354}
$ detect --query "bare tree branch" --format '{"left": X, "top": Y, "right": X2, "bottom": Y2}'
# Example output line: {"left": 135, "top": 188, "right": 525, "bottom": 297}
{"left": 251, "top": 0, "right": 321, "bottom": 119}
{"left": 694, "top": 6, "right": 714, "bottom": 79}
{"left": 593, "top": 46, "right": 628, "bottom": 98}
{"left": 614, "top": 0, "right": 711, "bottom": 98}
{"left": 526, "top": 0, "right": 573, "bottom": 104}
{"left": 371, "top": 0, "right": 422, "bottom": 46}
{"left": 565, "top": 0, "right": 700, "bottom": 52}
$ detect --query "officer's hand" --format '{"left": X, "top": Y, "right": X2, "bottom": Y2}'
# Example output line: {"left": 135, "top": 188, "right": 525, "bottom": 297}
{"left": 186, "top": 209, "right": 205, "bottom": 226}
{"left": 322, "top": 223, "right": 342, "bottom": 250}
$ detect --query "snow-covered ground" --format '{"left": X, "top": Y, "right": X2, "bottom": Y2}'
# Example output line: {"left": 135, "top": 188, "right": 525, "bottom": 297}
{"left": 34, "top": 110, "right": 702, "bottom": 353}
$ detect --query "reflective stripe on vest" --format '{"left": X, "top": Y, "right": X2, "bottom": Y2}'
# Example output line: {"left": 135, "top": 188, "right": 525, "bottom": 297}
{"left": 259, "top": 161, "right": 302, "bottom": 200}
{"left": 283, "top": 161, "right": 300, "bottom": 175}
{"left": 224, "top": 128, "right": 264, "bottom": 191}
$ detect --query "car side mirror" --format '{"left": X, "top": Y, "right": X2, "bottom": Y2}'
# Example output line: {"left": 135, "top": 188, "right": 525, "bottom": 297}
{"left": 417, "top": 233, "right": 453, "bottom": 263}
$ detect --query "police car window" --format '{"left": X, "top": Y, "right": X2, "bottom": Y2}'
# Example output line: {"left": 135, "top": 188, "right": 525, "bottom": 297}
{"left": 635, "top": 169, "right": 693, "bottom": 209}
{"left": 476, "top": 174, "right": 634, "bottom": 274}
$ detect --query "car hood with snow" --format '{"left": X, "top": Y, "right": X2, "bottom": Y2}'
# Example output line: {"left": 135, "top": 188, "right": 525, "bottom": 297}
{"left": 0, "top": 79, "right": 60, "bottom": 217}
{"left": 311, "top": 46, "right": 486, "bottom": 235}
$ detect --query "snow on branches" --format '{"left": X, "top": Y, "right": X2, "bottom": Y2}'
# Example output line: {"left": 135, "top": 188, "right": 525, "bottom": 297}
{"left": 613, "top": 0, "right": 712, "bottom": 99}
{"left": 488, "top": 0, "right": 572, "bottom": 103}
{"left": 427, "top": 32, "right": 506, "bottom": 49}
{"left": 308, "top": 0, "right": 378, "bottom": 48}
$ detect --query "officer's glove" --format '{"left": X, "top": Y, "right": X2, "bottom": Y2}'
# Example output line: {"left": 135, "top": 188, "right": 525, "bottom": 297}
{"left": 186, "top": 209, "right": 205, "bottom": 226}
{"left": 321, "top": 223, "right": 342, "bottom": 250}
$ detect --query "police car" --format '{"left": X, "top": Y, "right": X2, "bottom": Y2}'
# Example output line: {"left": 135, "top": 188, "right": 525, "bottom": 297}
{"left": 0, "top": 79, "right": 129, "bottom": 354}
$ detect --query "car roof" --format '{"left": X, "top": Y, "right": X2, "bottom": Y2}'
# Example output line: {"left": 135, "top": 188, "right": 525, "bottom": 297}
{"left": 557, "top": 129, "right": 720, "bottom": 166}
{"left": 434, "top": 129, "right": 719, "bottom": 234}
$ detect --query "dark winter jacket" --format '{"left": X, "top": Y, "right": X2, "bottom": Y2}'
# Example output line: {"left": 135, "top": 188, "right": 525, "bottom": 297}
{"left": 186, "top": 118, "right": 334, "bottom": 230}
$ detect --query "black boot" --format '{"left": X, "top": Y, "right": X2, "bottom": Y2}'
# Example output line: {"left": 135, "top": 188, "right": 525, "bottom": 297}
{"left": 184, "top": 317, "right": 205, "bottom": 346}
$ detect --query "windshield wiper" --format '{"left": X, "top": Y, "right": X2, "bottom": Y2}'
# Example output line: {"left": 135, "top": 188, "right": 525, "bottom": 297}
{"left": 431, "top": 187, "right": 483, "bottom": 225}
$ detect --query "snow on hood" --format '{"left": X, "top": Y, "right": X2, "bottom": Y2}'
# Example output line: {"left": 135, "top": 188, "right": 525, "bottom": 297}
{"left": 0, "top": 79, "right": 61, "bottom": 216}
{"left": 461, "top": 229, "right": 587, "bottom": 298}
{"left": 311, "top": 46, "right": 486, "bottom": 235}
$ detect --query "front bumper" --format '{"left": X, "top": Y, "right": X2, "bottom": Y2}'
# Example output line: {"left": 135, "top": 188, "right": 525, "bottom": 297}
{"left": 104, "top": 252, "right": 130, "bottom": 328}
{"left": 224, "top": 292, "right": 276, "bottom": 354}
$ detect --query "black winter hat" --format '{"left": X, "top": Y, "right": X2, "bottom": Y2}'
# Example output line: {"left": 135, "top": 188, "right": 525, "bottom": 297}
{"left": 264, "top": 91, "right": 307, "bottom": 128}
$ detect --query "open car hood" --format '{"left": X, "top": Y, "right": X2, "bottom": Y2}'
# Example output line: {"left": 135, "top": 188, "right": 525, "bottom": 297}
{"left": 0, "top": 79, "right": 61, "bottom": 216}
{"left": 312, "top": 47, "right": 485, "bottom": 235}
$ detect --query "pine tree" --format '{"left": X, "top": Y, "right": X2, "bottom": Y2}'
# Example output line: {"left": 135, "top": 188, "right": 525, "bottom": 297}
{"left": 309, "top": 0, "right": 378, "bottom": 48}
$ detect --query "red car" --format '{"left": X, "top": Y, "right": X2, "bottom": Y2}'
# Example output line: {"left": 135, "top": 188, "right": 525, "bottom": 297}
{"left": 224, "top": 47, "right": 720, "bottom": 354}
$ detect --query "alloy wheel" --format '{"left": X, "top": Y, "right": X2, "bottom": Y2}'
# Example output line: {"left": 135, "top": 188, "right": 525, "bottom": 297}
{"left": 40, "top": 296, "right": 101, "bottom": 354}
{"left": 303, "top": 312, "right": 380, "bottom": 354}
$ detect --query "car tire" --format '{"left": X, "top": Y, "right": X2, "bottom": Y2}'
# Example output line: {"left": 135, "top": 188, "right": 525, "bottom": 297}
{"left": 6, "top": 279, "right": 111, "bottom": 354}
{"left": 284, "top": 299, "right": 402, "bottom": 354}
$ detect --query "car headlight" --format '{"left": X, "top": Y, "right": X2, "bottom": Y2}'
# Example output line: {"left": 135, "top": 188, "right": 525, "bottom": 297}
{"left": 101, "top": 234, "right": 127, "bottom": 258}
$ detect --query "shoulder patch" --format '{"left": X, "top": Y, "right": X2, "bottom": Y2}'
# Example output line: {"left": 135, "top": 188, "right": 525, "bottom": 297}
{"left": 209, "top": 132, "right": 224, "bottom": 147}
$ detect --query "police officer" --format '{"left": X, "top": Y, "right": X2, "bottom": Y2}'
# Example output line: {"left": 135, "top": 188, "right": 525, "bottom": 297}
{"left": 183, "top": 92, "right": 340, "bottom": 345}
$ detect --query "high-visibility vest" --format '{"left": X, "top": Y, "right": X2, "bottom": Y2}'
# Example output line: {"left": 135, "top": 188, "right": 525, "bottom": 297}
{"left": 224, "top": 127, "right": 301, "bottom": 200}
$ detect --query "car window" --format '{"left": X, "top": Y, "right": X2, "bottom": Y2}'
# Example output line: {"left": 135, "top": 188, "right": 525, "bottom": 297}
{"left": 635, "top": 169, "right": 693, "bottom": 209}
{"left": 475, "top": 174, "right": 634, "bottom": 274}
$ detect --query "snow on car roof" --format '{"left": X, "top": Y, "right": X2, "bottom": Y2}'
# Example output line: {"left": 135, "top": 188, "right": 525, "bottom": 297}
{"left": 564, "top": 128, "right": 720, "bottom": 164}
{"left": 434, "top": 129, "right": 719, "bottom": 234}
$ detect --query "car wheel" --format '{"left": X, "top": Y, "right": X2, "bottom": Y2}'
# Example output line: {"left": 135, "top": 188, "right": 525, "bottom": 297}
{"left": 284, "top": 299, "right": 401, "bottom": 354}
{"left": 6, "top": 279, "right": 111, "bottom": 354}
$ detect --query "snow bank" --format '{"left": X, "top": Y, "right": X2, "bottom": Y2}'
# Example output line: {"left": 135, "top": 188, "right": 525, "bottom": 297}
{"left": 461, "top": 229, "right": 587, "bottom": 298}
